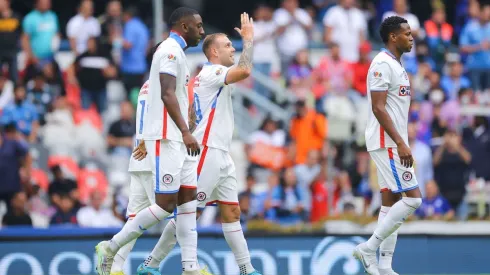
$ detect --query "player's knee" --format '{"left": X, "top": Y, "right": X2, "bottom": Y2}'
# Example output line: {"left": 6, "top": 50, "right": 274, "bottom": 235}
{"left": 402, "top": 197, "right": 422, "bottom": 209}
{"left": 155, "top": 195, "right": 178, "bottom": 214}
{"left": 221, "top": 204, "right": 241, "bottom": 223}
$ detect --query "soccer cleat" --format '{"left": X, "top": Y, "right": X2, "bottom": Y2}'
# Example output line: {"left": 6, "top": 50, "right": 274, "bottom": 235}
{"left": 110, "top": 272, "right": 125, "bottom": 275}
{"left": 199, "top": 265, "right": 215, "bottom": 275}
{"left": 247, "top": 271, "right": 263, "bottom": 275}
{"left": 95, "top": 241, "right": 115, "bottom": 275}
{"left": 136, "top": 263, "right": 161, "bottom": 275}
{"left": 378, "top": 268, "right": 399, "bottom": 275}
{"left": 353, "top": 243, "right": 380, "bottom": 275}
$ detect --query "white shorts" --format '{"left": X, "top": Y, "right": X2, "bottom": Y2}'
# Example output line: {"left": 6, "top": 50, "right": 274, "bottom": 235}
{"left": 369, "top": 148, "right": 419, "bottom": 193}
{"left": 146, "top": 139, "right": 187, "bottom": 194}
{"left": 196, "top": 146, "right": 239, "bottom": 209}
{"left": 126, "top": 171, "right": 154, "bottom": 218}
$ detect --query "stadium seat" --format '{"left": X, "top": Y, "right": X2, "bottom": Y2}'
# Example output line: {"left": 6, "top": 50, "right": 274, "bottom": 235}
{"left": 47, "top": 155, "right": 80, "bottom": 179}
{"left": 78, "top": 166, "right": 109, "bottom": 204}
{"left": 30, "top": 168, "right": 49, "bottom": 191}
{"left": 73, "top": 108, "right": 103, "bottom": 132}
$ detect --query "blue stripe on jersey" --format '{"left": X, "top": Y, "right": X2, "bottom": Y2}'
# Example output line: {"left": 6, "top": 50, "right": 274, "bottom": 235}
{"left": 211, "top": 88, "right": 223, "bottom": 109}
{"left": 194, "top": 93, "right": 203, "bottom": 125}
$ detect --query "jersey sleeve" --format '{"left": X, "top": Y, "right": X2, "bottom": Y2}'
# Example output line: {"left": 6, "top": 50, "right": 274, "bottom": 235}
{"left": 159, "top": 48, "right": 180, "bottom": 77}
{"left": 369, "top": 62, "right": 392, "bottom": 92}
{"left": 202, "top": 65, "right": 231, "bottom": 89}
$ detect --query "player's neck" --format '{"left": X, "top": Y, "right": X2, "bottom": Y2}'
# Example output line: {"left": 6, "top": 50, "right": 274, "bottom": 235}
{"left": 169, "top": 30, "right": 188, "bottom": 51}
{"left": 384, "top": 45, "right": 402, "bottom": 63}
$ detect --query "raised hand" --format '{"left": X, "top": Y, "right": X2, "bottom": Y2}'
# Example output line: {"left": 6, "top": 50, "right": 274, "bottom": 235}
{"left": 234, "top": 12, "right": 254, "bottom": 41}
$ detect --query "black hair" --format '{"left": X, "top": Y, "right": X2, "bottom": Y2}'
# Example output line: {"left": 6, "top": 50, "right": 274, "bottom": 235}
{"left": 379, "top": 16, "right": 408, "bottom": 43}
{"left": 169, "top": 7, "right": 199, "bottom": 27}
{"left": 124, "top": 6, "right": 139, "bottom": 18}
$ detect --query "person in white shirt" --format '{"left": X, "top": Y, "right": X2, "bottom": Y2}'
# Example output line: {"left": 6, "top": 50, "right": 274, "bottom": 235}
{"left": 0, "top": 76, "right": 13, "bottom": 111}
{"left": 353, "top": 16, "right": 422, "bottom": 275}
{"left": 66, "top": 0, "right": 101, "bottom": 55}
{"left": 252, "top": 4, "right": 278, "bottom": 98}
{"left": 382, "top": 0, "right": 421, "bottom": 59}
{"left": 139, "top": 13, "right": 263, "bottom": 275}
{"left": 77, "top": 191, "right": 123, "bottom": 228}
{"left": 95, "top": 7, "right": 205, "bottom": 275}
{"left": 273, "top": 0, "right": 313, "bottom": 73}
{"left": 323, "top": 0, "right": 367, "bottom": 63}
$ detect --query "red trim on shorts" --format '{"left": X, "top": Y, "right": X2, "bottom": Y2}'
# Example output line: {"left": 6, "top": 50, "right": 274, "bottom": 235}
{"left": 380, "top": 188, "right": 390, "bottom": 193}
{"left": 197, "top": 146, "right": 208, "bottom": 177}
{"left": 380, "top": 127, "right": 385, "bottom": 148}
{"left": 180, "top": 185, "right": 197, "bottom": 189}
{"left": 162, "top": 107, "right": 168, "bottom": 139}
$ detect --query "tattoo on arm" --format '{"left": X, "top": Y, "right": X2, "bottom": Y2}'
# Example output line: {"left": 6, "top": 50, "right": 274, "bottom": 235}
{"left": 189, "top": 103, "right": 197, "bottom": 133}
{"left": 238, "top": 39, "right": 253, "bottom": 70}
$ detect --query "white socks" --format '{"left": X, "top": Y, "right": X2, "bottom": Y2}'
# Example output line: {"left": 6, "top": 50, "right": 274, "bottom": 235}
{"left": 110, "top": 204, "right": 171, "bottom": 253}
{"left": 146, "top": 219, "right": 178, "bottom": 268}
{"left": 366, "top": 197, "right": 421, "bottom": 252}
{"left": 176, "top": 201, "right": 198, "bottom": 271}
{"left": 377, "top": 206, "right": 398, "bottom": 269}
{"left": 222, "top": 221, "right": 255, "bottom": 275}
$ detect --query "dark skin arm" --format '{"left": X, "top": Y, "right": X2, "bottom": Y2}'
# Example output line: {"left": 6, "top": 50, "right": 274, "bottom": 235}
{"left": 371, "top": 91, "right": 413, "bottom": 167}
{"left": 160, "top": 73, "right": 200, "bottom": 156}
{"left": 188, "top": 102, "right": 197, "bottom": 133}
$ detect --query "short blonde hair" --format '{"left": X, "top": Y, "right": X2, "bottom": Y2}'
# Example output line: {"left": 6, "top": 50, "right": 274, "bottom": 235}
{"left": 202, "top": 33, "right": 227, "bottom": 59}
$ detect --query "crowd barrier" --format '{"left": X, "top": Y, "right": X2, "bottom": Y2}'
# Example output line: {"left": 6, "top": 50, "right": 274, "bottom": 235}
{"left": 0, "top": 227, "right": 489, "bottom": 275}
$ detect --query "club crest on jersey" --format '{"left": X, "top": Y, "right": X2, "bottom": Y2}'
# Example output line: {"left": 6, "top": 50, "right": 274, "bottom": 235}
{"left": 162, "top": 174, "right": 173, "bottom": 184}
{"left": 402, "top": 171, "right": 412, "bottom": 181}
{"left": 373, "top": 71, "right": 382, "bottom": 78}
{"left": 215, "top": 68, "right": 223, "bottom": 75}
{"left": 167, "top": 54, "right": 177, "bottom": 61}
{"left": 197, "top": 192, "right": 206, "bottom": 201}
{"left": 399, "top": 86, "right": 411, "bottom": 96}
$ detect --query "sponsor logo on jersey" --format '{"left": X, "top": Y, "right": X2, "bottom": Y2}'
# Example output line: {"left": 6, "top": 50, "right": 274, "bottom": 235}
{"left": 399, "top": 86, "right": 411, "bottom": 96}
{"left": 373, "top": 71, "right": 382, "bottom": 77}
{"left": 216, "top": 68, "right": 223, "bottom": 75}
{"left": 168, "top": 54, "right": 177, "bottom": 61}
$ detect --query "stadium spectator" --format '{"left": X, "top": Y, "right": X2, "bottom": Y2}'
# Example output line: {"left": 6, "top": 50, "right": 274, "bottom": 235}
{"left": 459, "top": 1, "right": 490, "bottom": 92}
{"left": 351, "top": 41, "right": 372, "bottom": 97}
{"left": 107, "top": 101, "right": 134, "bottom": 155}
{"left": 66, "top": 0, "right": 101, "bottom": 56}
{"left": 21, "top": 0, "right": 60, "bottom": 66}
{"left": 309, "top": 164, "right": 329, "bottom": 222}
{"left": 270, "top": 168, "right": 306, "bottom": 224}
{"left": 286, "top": 49, "right": 313, "bottom": 99}
{"left": 433, "top": 130, "right": 472, "bottom": 211}
{"left": 411, "top": 62, "right": 432, "bottom": 99}
{"left": 98, "top": 0, "right": 123, "bottom": 55}
{"left": 73, "top": 36, "right": 116, "bottom": 113}
{"left": 0, "top": 74, "right": 13, "bottom": 111}
{"left": 424, "top": 6, "right": 453, "bottom": 72}
{"left": 323, "top": 0, "right": 367, "bottom": 63}
{"left": 312, "top": 42, "right": 353, "bottom": 103}
{"left": 0, "top": 0, "right": 21, "bottom": 83}
{"left": 253, "top": 3, "right": 278, "bottom": 99}
{"left": 48, "top": 165, "right": 79, "bottom": 209}
{"left": 120, "top": 6, "right": 149, "bottom": 99}
{"left": 77, "top": 190, "right": 122, "bottom": 227}
{"left": 415, "top": 180, "right": 455, "bottom": 220}
{"left": 408, "top": 120, "right": 433, "bottom": 197}
{"left": 0, "top": 124, "right": 29, "bottom": 211}
{"left": 440, "top": 61, "right": 471, "bottom": 101}
{"left": 294, "top": 150, "right": 321, "bottom": 213}
{"left": 290, "top": 100, "right": 327, "bottom": 164}
{"left": 41, "top": 60, "right": 65, "bottom": 98}
{"left": 440, "top": 87, "right": 474, "bottom": 130}
{"left": 1, "top": 85, "right": 39, "bottom": 142}
{"left": 1, "top": 191, "right": 32, "bottom": 226}
{"left": 463, "top": 116, "right": 490, "bottom": 181}
{"left": 50, "top": 193, "right": 78, "bottom": 225}
{"left": 26, "top": 72, "right": 53, "bottom": 125}
{"left": 273, "top": 0, "right": 312, "bottom": 74}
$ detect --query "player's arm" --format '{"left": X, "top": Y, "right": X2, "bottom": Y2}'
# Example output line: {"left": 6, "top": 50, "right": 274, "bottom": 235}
{"left": 133, "top": 139, "right": 147, "bottom": 161}
{"left": 188, "top": 101, "right": 197, "bottom": 133}
{"left": 225, "top": 12, "right": 254, "bottom": 85}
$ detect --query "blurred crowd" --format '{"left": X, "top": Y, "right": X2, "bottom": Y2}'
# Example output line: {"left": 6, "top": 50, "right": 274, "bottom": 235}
{"left": 0, "top": 0, "right": 490, "bottom": 229}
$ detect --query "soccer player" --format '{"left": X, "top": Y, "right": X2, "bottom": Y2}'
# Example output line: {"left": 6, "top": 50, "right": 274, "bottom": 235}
{"left": 136, "top": 13, "right": 262, "bottom": 275}
{"left": 95, "top": 7, "right": 205, "bottom": 275}
{"left": 353, "top": 16, "right": 422, "bottom": 275}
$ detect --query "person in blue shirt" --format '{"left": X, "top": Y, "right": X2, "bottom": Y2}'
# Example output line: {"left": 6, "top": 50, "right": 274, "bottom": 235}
{"left": 21, "top": 0, "right": 60, "bottom": 65}
{"left": 459, "top": 2, "right": 490, "bottom": 91}
{"left": 269, "top": 168, "right": 307, "bottom": 225}
{"left": 1, "top": 85, "right": 39, "bottom": 142}
{"left": 415, "top": 180, "right": 455, "bottom": 220}
{"left": 120, "top": 6, "right": 149, "bottom": 99}
{"left": 440, "top": 61, "right": 471, "bottom": 101}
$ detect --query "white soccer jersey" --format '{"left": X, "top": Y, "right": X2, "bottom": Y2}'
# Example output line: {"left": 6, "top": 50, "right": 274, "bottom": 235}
{"left": 142, "top": 32, "right": 191, "bottom": 142}
{"left": 365, "top": 49, "right": 412, "bottom": 152}
{"left": 192, "top": 63, "right": 233, "bottom": 151}
{"left": 128, "top": 80, "right": 151, "bottom": 172}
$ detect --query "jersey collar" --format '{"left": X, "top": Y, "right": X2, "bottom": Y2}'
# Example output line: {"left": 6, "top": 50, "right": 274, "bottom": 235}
{"left": 381, "top": 48, "right": 402, "bottom": 65}
{"left": 169, "top": 31, "right": 187, "bottom": 50}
